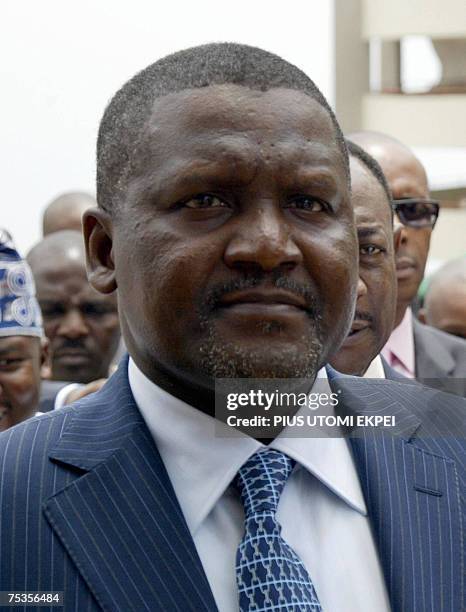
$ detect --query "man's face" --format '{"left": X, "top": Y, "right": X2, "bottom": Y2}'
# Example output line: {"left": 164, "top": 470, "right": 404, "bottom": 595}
{"left": 331, "top": 157, "right": 397, "bottom": 375}
{"left": 379, "top": 151, "right": 431, "bottom": 308}
{"left": 34, "top": 260, "right": 119, "bottom": 383}
{"left": 90, "top": 85, "right": 357, "bottom": 386}
{"left": 0, "top": 336, "right": 42, "bottom": 431}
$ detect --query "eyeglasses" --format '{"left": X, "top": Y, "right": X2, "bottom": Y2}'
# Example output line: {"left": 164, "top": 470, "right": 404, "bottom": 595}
{"left": 391, "top": 198, "right": 439, "bottom": 229}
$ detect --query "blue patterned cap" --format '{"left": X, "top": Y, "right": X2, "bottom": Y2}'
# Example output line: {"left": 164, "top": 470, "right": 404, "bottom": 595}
{"left": 0, "top": 229, "right": 43, "bottom": 338}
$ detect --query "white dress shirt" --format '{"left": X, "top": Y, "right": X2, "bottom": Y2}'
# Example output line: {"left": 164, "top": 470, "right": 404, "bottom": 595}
{"left": 128, "top": 358, "right": 390, "bottom": 612}
{"left": 54, "top": 383, "right": 82, "bottom": 409}
{"left": 363, "top": 354, "right": 386, "bottom": 379}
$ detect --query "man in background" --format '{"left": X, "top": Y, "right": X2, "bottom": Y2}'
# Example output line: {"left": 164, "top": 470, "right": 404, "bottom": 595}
{"left": 42, "top": 191, "right": 96, "bottom": 236}
{"left": 331, "top": 141, "right": 400, "bottom": 378}
{"left": 420, "top": 256, "right": 466, "bottom": 340}
{"left": 0, "top": 230, "right": 46, "bottom": 430}
{"left": 350, "top": 131, "right": 466, "bottom": 394}
{"left": 27, "top": 230, "right": 120, "bottom": 387}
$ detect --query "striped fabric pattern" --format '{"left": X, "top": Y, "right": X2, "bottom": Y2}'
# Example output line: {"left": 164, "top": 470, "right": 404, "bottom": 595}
{"left": 0, "top": 357, "right": 464, "bottom": 612}
{"left": 0, "top": 361, "right": 217, "bottom": 612}
{"left": 328, "top": 369, "right": 465, "bottom": 612}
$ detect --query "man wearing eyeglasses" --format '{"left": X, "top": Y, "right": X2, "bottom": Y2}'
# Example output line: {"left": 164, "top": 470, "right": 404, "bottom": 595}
{"left": 350, "top": 131, "right": 466, "bottom": 396}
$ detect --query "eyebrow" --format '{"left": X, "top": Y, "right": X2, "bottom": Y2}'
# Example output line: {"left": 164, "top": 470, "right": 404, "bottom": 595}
{"left": 357, "top": 227, "right": 385, "bottom": 239}
{"left": 0, "top": 341, "right": 25, "bottom": 356}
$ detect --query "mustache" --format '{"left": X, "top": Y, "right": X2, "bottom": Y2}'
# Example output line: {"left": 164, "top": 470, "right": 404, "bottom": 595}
{"left": 203, "top": 272, "right": 323, "bottom": 317}
{"left": 353, "top": 311, "right": 374, "bottom": 324}
{"left": 54, "top": 338, "right": 89, "bottom": 352}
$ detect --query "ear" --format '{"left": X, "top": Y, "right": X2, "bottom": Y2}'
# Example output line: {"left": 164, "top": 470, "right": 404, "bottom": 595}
{"left": 40, "top": 336, "right": 51, "bottom": 379}
{"left": 418, "top": 308, "right": 427, "bottom": 324}
{"left": 83, "top": 207, "right": 117, "bottom": 294}
{"left": 393, "top": 225, "right": 402, "bottom": 254}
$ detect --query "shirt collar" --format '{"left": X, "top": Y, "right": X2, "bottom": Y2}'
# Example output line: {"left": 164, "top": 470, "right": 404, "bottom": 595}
{"left": 382, "top": 307, "right": 415, "bottom": 375}
{"left": 363, "top": 354, "right": 386, "bottom": 379}
{"left": 128, "top": 358, "right": 367, "bottom": 535}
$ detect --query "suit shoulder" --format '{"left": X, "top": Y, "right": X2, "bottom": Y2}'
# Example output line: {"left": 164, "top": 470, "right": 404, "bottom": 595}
{"left": 414, "top": 319, "right": 466, "bottom": 356}
{"left": 0, "top": 408, "right": 73, "bottom": 473}
{"left": 344, "top": 374, "right": 465, "bottom": 404}
{"left": 380, "top": 375, "right": 466, "bottom": 408}
{"left": 334, "top": 374, "right": 466, "bottom": 437}
{"left": 384, "top": 377, "right": 466, "bottom": 442}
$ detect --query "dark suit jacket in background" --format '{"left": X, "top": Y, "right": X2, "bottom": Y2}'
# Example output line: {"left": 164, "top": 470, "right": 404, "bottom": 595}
{"left": 1, "top": 359, "right": 465, "bottom": 611}
{"left": 39, "top": 380, "right": 71, "bottom": 413}
{"left": 413, "top": 318, "right": 466, "bottom": 397}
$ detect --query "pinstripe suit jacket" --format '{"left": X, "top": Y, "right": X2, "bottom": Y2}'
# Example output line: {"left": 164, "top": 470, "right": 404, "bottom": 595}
{"left": 1, "top": 360, "right": 465, "bottom": 611}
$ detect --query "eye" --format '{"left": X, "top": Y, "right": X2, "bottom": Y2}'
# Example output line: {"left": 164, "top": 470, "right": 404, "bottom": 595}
{"left": 0, "top": 358, "right": 24, "bottom": 370}
{"left": 183, "top": 194, "right": 229, "bottom": 209}
{"left": 360, "top": 245, "right": 383, "bottom": 256}
{"left": 40, "top": 303, "right": 66, "bottom": 318}
{"left": 285, "top": 196, "right": 328, "bottom": 212}
{"left": 81, "top": 303, "right": 116, "bottom": 317}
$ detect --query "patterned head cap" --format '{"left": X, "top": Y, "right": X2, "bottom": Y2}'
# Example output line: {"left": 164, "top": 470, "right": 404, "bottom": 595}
{"left": 0, "top": 229, "right": 43, "bottom": 338}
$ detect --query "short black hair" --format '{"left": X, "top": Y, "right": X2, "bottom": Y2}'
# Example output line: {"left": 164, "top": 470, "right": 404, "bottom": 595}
{"left": 97, "top": 42, "right": 349, "bottom": 213}
{"left": 346, "top": 139, "right": 392, "bottom": 208}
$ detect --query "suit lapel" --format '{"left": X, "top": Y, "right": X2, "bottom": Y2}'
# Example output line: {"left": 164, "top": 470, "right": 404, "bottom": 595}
{"left": 44, "top": 361, "right": 217, "bottom": 612}
{"left": 328, "top": 372, "right": 463, "bottom": 612}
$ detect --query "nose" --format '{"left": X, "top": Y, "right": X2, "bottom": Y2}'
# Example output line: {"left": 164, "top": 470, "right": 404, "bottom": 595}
{"left": 224, "top": 203, "right": 303, "bottom": 272}
{"left": 395, "top": 214, "right": 409, "bottom": 245}
{"left": 356, "top": 277, "right": 368, "bottom": 301}
{"left": 56, "top": 309, "right": 89, "bottom": 339}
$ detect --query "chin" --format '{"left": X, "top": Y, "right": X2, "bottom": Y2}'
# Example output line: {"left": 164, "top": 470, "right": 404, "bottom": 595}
{"left": 198, "top": 339, "right": 323, "bottom": 380}
{"left": 330, "top": 346, "right": 371, "bottom": 377}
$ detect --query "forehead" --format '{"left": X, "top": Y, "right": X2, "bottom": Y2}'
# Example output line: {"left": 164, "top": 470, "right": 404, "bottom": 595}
{"left": 34, "top": 259, "right": 116, "bottom": 304}
{"left": 373, "top": 145, "right": 428, "bottom": 196}
{"left": 149, "top": 85, "right": 334, "bottom": 132}
{"left": 33, "top": 250, "right": 86, "bottom": 283}
{"left": 350, "top": 158, "right": 391, "bottom": 227}
{"left": 132, "top": 84, "right": 346, "bottom": 181}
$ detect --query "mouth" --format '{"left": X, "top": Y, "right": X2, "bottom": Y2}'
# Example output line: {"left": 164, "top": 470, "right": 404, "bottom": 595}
{"left": 396, "top": 257, "right": 417, "bottom": 279}
{"left": 54, "top": 348, "right": 91, "bottom": 364}
{"left": 343, "top": 320, "right": 372, "bottom": 345}
{"left": 219, "top": 289, "right": 307, "bottom": 309}
{"left": 217, "top": 289, "right": 309, "bottom": 319}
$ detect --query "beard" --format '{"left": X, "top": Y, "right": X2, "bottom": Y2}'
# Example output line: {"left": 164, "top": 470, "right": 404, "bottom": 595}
{"left": 196, "top": 274, "right": 325, "bottom": 380}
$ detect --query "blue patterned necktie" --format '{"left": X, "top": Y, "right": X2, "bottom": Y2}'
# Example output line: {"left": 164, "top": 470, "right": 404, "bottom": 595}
{"left": 235, "top": 448, "right": 322, "bottom": 611}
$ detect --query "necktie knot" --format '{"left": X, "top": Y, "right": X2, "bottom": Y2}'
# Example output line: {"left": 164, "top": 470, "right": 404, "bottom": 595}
{"left": 235, "top": 448, "right": 295, "bottom": 517}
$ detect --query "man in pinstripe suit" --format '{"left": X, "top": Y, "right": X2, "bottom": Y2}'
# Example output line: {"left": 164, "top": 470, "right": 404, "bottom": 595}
{"left": 1, "top": 44, "right": 465, "bottom": 612}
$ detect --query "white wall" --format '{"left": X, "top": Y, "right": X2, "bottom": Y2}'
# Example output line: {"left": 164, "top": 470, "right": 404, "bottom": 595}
{"left": 1, "top": 0, "right": 335, "bottom": 254}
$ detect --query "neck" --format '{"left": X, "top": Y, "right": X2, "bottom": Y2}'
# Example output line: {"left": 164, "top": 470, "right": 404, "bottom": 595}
{"left": 136, "top": 356, "right": 217, "bottom": 417}
{"left": 131, "top": 354, "right": 318, "bottom": 441}
{"left": 394, "top": 302, "right": 410, "bottom": 329}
